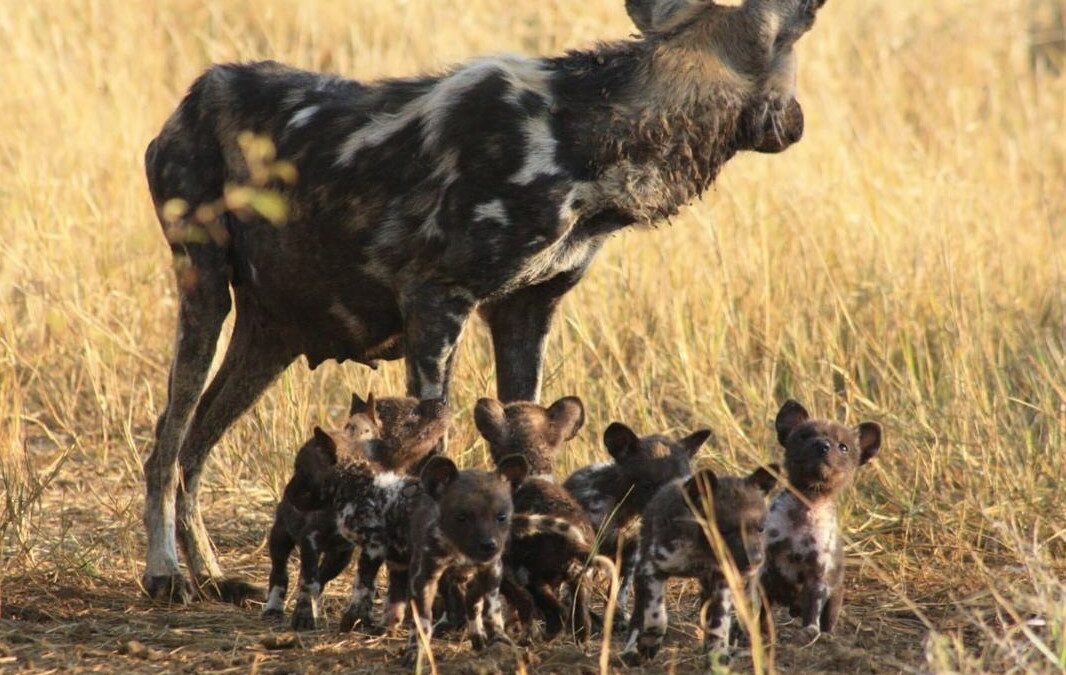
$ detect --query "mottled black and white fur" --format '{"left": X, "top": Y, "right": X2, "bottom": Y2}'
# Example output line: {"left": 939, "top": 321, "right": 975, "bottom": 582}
{"left": 621, "top": 466, "right": 778, "bottom": 663}
{"left": 563, "top": 422, "right": 711, "bottom": 628}
{"left": 261, "top": 394, "right": 449, "bottom": 630}
{"left": 475, "top": 396, "right": 615, "bottom": 642}
{"left": 403, "top": 455, "right": 529, "bottom": 665}
{"left": 760, "top": 400, "right": 883, "bottom": 642}
{"left": 141, "top": 0, "right": 827, "bottom": 601}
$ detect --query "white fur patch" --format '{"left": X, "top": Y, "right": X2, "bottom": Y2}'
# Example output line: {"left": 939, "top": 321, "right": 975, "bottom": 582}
{"left": 336, "top": 56, "right": 538, "bottom": 167}
{"left": 473, "top": 199, "right": 509, "bottom": 225}
{"left": 650, "top": 539, "right": 698, "bottom": 575}
{"left": 144, "top": 494, "right": 181, "bottom": 578}
{"left": 511, "top": 115, "right": 558, "bottom": 185}
{"left": 765, "top": 493, "right": 839, "bottom": 584}
{"left": 288, "top": 105, "right": 320, "bottom": 129}
{"left": 263, "top": 585, "right": 285, "bottom": 613}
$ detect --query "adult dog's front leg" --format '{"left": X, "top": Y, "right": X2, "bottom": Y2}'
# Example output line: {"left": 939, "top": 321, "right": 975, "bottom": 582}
{"left": 480, "top": 273, "right": 581, "bottom": 403}
{"left": 402, "top": 286, "right": 474, "bottom": 402}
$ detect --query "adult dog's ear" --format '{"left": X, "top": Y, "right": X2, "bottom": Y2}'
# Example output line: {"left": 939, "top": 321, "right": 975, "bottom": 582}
{"left": 603, "top": 422, "right": 641, "bottom": 462}
{"left": 474, "top": 398, "right": 508, "bottom": 447}
{"left": 775, "top": 400, "right": 810, "bottom": 446}
{"left": 420, "top": 456, "right": 459, "bottom": 501}
{"left": 625, "top": 0, "right": 705, "bottom": 34}
{"left": 547, "top": 396, "right": 585, "bottom": 442}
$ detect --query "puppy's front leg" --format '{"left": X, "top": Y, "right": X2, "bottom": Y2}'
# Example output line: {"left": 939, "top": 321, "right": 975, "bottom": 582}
{"left": 474, "top": 561, "right": 511, "bottom": 648}
{"left": 291, "top": 533, "right": 323, "bottom": 631}
{"left": 340, "top": 548, "right": 384, "bottom": 633}
{"left": 404, "top": 556, "right": 444, "bottom": 666}
{"left": 797, "top": 580, "right": 829, "bottom": 642}
{"left": 698, "top": 573, "right": 733, "bottom": 653}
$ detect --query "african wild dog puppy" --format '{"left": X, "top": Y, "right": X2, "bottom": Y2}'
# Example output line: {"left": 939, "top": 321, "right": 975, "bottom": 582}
{"left": 760, "top": 400, "right": 883, "bottom": 642}
{"left": 142, "top": 0, "right": 828, "bottom": 602}
{"left": 401, "top": 455, "right": 529, "bottom": 665}
{"left": 262, "top": 394, "right": 449, "bottom": 630}
{"left": 475, "top": 396, "right": 613, "bottom": 642}
{"left": 621, "top": 465, "right": 778, "bottom": 664}
{"left": 563, "top": 422, "right": 711, "bottom": 629}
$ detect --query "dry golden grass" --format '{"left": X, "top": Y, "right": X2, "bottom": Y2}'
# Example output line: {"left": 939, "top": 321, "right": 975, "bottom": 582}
{"left": 1, "top": 0, "right": 1064, "bottom": 672}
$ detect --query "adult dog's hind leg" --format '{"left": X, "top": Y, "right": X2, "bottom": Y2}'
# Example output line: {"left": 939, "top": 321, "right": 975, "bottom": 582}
{"left": 175, "top": 294, "right": 293, "bottom": 604}
{"left": 143, "top": 243, "right": 231, "bottom": 603}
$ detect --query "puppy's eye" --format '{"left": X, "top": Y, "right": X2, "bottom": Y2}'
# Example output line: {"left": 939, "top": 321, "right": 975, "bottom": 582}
{"left": 496, "top": 512, "right": 508, "bottom": 524}
{"left": 838, "top": 443, "right": 849, "bottom": 453}
{"left": 456, "top": 513, "right": 469, "bottom": 524}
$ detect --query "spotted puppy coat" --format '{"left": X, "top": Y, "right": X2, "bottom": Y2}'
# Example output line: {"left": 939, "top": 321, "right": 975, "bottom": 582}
{"left": 141, "top": 0, "right": 828, "bottom": 603}
{"left": 403, "top": 455, "right": 529, "bottom": 665}
{"left": 563, "top": 422, "right": 711, "bottom": 627}
{"left": 475, "top": 396, "right": 611, "bottom": 642}
{"left": 760, "top": 400, "right": 883, "bottom": 642}
{"left": 262, "top": 394, "right": 449, "bottom": 630}
{"left": 621, "top": 466, "right": 778, "bottom": 663}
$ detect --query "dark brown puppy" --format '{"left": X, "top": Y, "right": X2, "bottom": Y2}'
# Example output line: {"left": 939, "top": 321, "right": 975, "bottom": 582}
{"left": 475, "top": 396, "right": 610, "bottom": 642}
{"left": 563, "top": 422, "right": 711, "bottom": 628}
{"left": 760, "top": 400, "right": 883, "bottom": 642}
{"left": 262, "top": 394, "right": 449, "bottom": 630}
{"left": 403, "top": 455, "right": 529, "bottom": 665}
{"left": 621, "top": 466, "right": 778, "bottom": 663}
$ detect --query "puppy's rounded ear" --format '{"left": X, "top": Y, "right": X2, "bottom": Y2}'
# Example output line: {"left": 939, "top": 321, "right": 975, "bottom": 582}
{"left": 747, "top": 464, "right": 780, "bottom": 494}
{"left": 857, "top": 422, "right": 882, "bottom": 465}
{"left": 420, "top": 456, "right": 459, "bottom": 501}
{"left": 350, "top": 392, "right": 370, "bottom": 417}
{"left": 775, "top": 400, "right": 810, "bottom": 446}
{"left": 496, "top": 454, "right": 530, "bottom": 489}
{"left": 685, "top": 468, "right": 718, "bottom": 505}
{"left": 680, "top": 428, "right": 713, "bottom": 458}
{"left": 603, "top": 422, "right": 640, "bottom": 461}
{"left": 474, "top": 398, "right": 508, "bottom": 447}
{"left": 548, "top": 396, "right": 585, "bottom": 442}
{"left": 312, "top": 426, "right": 338, "bottom": 462}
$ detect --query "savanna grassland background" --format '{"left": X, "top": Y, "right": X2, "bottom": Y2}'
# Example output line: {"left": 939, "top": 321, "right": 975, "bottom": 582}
{"left": 1, "top": 0, "right": 1064, "bottom": 673}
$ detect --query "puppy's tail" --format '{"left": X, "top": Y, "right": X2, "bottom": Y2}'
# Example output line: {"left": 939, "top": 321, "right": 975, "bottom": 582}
{"left": 510, "top": 514, "right": 590, "bottom": 551}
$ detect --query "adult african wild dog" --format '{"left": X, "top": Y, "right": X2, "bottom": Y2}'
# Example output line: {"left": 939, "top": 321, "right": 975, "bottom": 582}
{"left": 142, "top": 0, "right": 828, "bottom": 601}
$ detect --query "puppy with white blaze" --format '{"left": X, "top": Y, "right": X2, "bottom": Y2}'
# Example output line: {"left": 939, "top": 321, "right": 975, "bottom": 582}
{"left": 142, "top": 0, "right": 828, "bottom": 602}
